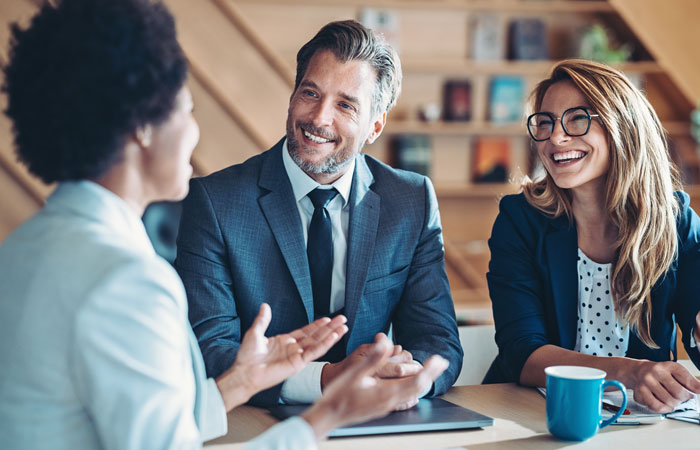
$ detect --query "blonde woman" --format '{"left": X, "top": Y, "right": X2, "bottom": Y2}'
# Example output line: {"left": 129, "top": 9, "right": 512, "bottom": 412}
{"left": 485, "top": 59, "right": 700, "bottom": 413}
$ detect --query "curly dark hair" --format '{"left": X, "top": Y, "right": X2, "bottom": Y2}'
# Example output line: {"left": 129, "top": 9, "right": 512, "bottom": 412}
{"left": 2, "top": 0, "right": 188, "bottom": 183}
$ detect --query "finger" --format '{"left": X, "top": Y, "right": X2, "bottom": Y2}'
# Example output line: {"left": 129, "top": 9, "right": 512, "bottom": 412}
{"left": 671, "top": 365, "right": 700, "bottom": 394}
{"left": 384, "top": 355, "right": 447, "bottom": 406}
{"left": 299, "top": 325, "right": 349, "bottom": 363}
{"left": 634, "top": 386, "right": 672, "bottom": 414}
{"left": 387, "top": 350, "right": 414, "bottom": 364}
{"left": 250, "top": 303, "right": 272, "bottom": 336}
{"left": 295, "top": 319, "right": 348, "bottom": 353}
{"left": 394, "top": 397, "right": 419, "bottom": 411}
{"left": 391, "top": 345, "right": 402, "bottom": 357}
{"left": 661, "top": 371, "right": 694, "bottom": 403}
{"left": 646, "top": 376, "right": 680, "bottom": 409}
{"left": 377, "top": 362, "right": 422, "bottom": 379}
{"left": 412, "top": 355, "right": 448, "bottom": 392}
{"left": 374, "top": 332, "right": 389, "bottom": 344}
{"left": 338, "top": 337, "right": 393, "bottom": 383}
{"left": 289, "top": 316, "right": 332, "bottom": 340}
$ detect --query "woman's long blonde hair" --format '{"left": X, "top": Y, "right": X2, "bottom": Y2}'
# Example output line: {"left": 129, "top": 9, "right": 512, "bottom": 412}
{"left": 523, "top": 59, "right": 681, "bottom": 347}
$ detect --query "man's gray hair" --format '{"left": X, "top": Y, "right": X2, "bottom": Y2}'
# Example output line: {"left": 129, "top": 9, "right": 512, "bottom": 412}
{"left": 294, "top": 20, "right": 402, "bottom": 116}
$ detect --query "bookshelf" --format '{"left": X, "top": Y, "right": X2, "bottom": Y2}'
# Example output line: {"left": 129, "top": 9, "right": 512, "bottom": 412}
{"left": 230, "top": 0, "right": 698, "bottom": 306}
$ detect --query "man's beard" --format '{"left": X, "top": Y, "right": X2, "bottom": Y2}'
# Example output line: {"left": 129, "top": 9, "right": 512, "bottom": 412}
{"left": 286, "top": 118, "right": 361, "bottom": 175}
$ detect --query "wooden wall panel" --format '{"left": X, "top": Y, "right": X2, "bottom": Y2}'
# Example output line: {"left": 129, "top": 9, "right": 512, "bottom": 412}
{"left": 166, "top": 0, "right": 291, "bottom": 148}
{"left": 610, "top": 0, "right": 700, "bottom": 106}
{"left": 189, "top": 76, "right": 261, "bottom": 175}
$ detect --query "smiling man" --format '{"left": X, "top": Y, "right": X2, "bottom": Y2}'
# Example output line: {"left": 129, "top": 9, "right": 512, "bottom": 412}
{"left": 175, "top": 20, "right": 463, "bottom": 407}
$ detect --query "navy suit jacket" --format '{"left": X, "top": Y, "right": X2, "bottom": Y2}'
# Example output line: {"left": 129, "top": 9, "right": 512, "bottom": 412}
{"left": 175, "top": 140, "right": 462, "bottom": 406}
{"left": 484, "top": 191, "right": 700, "bottom": 384}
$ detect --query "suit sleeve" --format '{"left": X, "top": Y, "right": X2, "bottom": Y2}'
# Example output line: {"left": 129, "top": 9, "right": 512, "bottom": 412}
{"left": 176, "top": 178, "right": 241, "bottom": 380}
{"left": 486, "top": 196, "right": 550, "bottom": 382}
{"left": 391, "top": 177, "right": 463, "bottom": 396}
{"left": 672, "top": 192, "right": 700, "bottom": 369}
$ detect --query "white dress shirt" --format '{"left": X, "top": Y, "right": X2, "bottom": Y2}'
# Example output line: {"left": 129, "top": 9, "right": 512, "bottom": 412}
{"left": 0, "top": 181, "right": 315, "bottom": 450}
{"left": 280, "top": 139, "right": 354, "bottom": 404}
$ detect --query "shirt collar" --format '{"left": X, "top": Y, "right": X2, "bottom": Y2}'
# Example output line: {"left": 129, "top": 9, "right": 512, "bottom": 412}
{"left": 282, "top": 138, "right": 354, "bottom": 207}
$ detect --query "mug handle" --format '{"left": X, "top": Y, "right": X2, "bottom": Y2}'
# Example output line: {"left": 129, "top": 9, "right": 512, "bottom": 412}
{"left": 600, "top": 380, "right": 628, "bottom": 429}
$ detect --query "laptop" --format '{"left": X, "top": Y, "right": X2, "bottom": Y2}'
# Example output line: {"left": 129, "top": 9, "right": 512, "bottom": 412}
{"left": 269, "top": 398, "right": 494, "bottom": 437}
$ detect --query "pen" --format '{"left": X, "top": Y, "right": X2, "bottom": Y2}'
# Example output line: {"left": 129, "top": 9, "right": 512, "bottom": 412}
{"left": 603, "top": 402, "right": 631, "bottom": 415}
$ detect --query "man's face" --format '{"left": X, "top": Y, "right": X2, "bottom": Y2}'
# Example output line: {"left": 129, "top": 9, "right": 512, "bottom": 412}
{"left": 286, "top": 50, "right": 385, "bottom": 183}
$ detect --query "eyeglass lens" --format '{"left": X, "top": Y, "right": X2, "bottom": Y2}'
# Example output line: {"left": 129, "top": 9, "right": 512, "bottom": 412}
{"left": 528, "top": 108, "right": 591, "bottom": 141}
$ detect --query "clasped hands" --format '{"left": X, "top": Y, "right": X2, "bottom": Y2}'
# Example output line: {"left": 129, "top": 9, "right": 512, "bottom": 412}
{"left": 320, "top": 333, "right": 427, "bottom": 410}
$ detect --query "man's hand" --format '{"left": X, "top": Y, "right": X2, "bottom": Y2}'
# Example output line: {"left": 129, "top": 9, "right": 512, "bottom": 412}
{"left": 302, "top": 334, "right": 448, "bottom": 440}
{"left": 321, "top": 333, "right": 424, "bottom": 410}
{"left": 216, "top": 303, "right": 347, "bottom": 411}
{"left": 626, "top": 359, "right": 700, "bottom": 413}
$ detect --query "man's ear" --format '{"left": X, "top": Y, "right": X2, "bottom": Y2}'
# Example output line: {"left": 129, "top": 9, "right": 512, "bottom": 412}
{"left": 366, "top": 111, "right": 387, "bottom": 145}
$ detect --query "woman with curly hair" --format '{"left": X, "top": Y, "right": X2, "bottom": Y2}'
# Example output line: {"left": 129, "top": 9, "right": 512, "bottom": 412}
{"left": 485, "top": 59, "right": 700, "bottom": 413}
{"left": 0, "top": 1, "right": 446, "bottom": 449}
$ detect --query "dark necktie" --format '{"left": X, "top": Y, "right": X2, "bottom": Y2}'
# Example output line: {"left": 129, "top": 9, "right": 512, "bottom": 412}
{"left": 306, "top": 187, "right": 338, "bottom": 318}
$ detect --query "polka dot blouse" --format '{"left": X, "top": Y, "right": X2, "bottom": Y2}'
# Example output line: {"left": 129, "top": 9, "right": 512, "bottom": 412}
{"left": 574, "top": 249, "right": 629, "bottom": 357}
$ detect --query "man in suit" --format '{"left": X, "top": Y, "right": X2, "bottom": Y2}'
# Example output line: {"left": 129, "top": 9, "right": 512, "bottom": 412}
{"left": 176, "top": 20, "right": 463, "bottom": 407}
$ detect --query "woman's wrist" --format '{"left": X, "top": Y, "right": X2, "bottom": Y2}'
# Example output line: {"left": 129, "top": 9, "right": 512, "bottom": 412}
{"left": 215, "top": 365, "right": 255, "bottom": 412}
{"left": 301, "top": 399, "right": 342, "bottom": 441}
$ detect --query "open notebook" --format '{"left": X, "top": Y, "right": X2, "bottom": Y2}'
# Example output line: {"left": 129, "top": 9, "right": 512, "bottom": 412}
{"left": 602, "top": 389, "right": 698, "bottom": 425}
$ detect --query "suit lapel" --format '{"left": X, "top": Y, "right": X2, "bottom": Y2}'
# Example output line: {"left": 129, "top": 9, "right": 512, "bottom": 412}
{"left": 545, "top": 218, "right": 579, "bottom": 349}
{"left": 344, "top": 156, "right": 380, "bottom": 336}
{"left": 258, "top": 141, "right": 314, "bottom": 323}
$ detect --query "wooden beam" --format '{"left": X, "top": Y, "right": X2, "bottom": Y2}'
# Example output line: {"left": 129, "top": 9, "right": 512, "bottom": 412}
{"left": 444, "top": 241, "right": 487, "bottom": 289}
{"left": 610, "top": 0, "right": 700, "bottom": 106}
{"left": 188, "top": 59, "right": 271, "bottom": 151}
{"left": 213, "top": 0, "right": 295, "bottom": 88}
{"left": 0, "top": 150, "right": 45, "bottom": 206}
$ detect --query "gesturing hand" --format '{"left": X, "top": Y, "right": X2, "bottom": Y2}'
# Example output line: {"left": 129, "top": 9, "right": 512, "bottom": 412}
{"left": 216, "top": 304, "right": 347, "bottom": 410}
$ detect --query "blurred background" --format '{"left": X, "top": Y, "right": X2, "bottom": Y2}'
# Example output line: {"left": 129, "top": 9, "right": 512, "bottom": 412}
{"left": 2, "top": 0, "right": 699, "bottom": 378}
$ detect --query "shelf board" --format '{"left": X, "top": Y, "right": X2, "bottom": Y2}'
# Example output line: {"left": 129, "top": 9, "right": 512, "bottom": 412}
{"left": 402, "top": 59, "right": 664, "bottom": 76}
{"left": 387, "top": 120, "right": 525, "bottom": 136}
{"left": 387, "top": 120, "right": 691, "bottom": 136}
{"left": 435, "top": 183, "right": 521, "bottom": 198}
{"left": 232, "top": 0, "right": 615, "bottom": 13}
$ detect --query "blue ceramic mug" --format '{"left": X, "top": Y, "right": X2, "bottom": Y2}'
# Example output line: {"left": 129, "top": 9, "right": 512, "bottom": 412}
{"left": 545, "top": 365, "right": 627, "bottom": 441}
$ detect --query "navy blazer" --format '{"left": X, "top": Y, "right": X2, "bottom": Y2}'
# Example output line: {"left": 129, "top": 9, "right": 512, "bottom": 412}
{"left": 484, "top": 191, "right": 700, "bottom": 384}
{"left": 175, "top": 140, "right": 463, "bottom": 406}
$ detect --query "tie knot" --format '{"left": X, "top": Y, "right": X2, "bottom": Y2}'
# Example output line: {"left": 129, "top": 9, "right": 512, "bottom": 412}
{"left": 307, "top": 188, "right": 338, "bottom": 209}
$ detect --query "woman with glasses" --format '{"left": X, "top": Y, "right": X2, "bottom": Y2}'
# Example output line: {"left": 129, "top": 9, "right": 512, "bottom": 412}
{"left": 484, "top": 59, "right": 700, "bottom": 413}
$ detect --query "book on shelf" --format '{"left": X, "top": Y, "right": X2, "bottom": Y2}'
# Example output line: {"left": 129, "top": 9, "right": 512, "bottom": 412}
{"left": 470, "top": 13, "right": 505, "bottom": 61}
{"left": 472, "top": 137, "right": 511, "bottom": 184}
{"left": 508, "top": 18, "right": 549, "bottom": 60}
{"left": 488, "top": 76, "right": 525, "bottom": 124}
{"left": 443, "top": 80, "right": 472, "bottom": 122}
{"left": 392, "top": 134, "right": 431, "bottom": 177}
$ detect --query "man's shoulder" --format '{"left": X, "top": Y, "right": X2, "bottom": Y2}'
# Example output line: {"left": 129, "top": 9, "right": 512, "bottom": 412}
{"left": 361, "top": 154, "right": 428, "bottom": 191}
{"left": 196, "top": 149, "right": 270, "bottom": 188}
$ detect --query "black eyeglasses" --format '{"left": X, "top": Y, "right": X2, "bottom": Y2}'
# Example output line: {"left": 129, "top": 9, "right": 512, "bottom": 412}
{"left": 527, "top": 107, "right": 600, "bottom": 142}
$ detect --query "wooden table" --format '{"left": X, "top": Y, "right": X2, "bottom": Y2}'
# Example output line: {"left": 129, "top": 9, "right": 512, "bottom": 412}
{"left": 206, "top": 383, "right": 700, "bottom": 449}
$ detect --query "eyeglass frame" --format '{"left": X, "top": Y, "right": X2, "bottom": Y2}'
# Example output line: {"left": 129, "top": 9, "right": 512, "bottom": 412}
{"left": 526, "top": 107, "right": 601, "bottom": 142}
